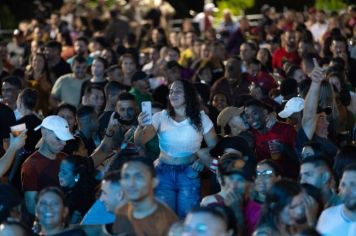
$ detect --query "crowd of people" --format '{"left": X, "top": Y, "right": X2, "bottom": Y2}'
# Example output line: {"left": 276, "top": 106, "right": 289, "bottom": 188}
{"left": 0, "top": 0, "right": 356, "bottom": 235}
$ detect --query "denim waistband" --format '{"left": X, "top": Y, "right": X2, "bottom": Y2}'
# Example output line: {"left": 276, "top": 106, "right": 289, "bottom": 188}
{"left": 156, "top": 161, "right": 193, "bottom": 170}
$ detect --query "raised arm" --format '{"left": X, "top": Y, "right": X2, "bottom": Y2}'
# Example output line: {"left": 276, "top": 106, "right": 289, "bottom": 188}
{"left": 302, "top": 58, "right": 323, "bottom": 140}
{"left": 134, "top": 111, "right": 157, "bottom": 146}
{"left": 0, "top": 131, "right": 26, "bottom": 177}
{"left": 90, "top": 112, "right": 118, "bottom": 168}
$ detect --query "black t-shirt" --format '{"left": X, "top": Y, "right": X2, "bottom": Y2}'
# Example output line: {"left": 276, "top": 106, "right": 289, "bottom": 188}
{"left": 296, "top": 127, "right": 338, "bottom": 160}
{"left": 51, "top": 58, "right": 72, "bottom": 80}
{"left": 16, "top": 114, "right": 42, "bottom": 151}
{"left": 0, "top": 103, "right": 16, "bottom": 155}
{"left": 76, "top": 131, "right": 97, "bottom": 156}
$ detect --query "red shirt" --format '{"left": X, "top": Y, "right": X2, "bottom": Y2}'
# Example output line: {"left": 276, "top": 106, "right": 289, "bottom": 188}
{"left": 21, "top": 151, "right": 65, "bottom": 192}
{"left": 251, "top": 121, "right": 296, "bottom": 163}
{"left": 272, "top": 47, "right": 301, "bottom": 70}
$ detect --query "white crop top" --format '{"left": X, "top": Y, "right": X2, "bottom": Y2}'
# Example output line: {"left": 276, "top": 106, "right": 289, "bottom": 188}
{"left": 152, "top": 110, "right": 213, "bottom": 158}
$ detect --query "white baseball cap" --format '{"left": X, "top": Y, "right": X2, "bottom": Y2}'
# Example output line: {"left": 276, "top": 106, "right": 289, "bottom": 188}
{"left": 35, "top": 115, "right": 74, "bottom": 141}
{"left": 278, "top": 97, "right": 305, "bottom": 119}
{"left": 204, "top": 3, "right": 218, "bottom": 12}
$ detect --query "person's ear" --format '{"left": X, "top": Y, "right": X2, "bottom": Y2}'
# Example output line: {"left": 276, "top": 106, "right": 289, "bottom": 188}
{"left": 41, "top": 128, "right": 49, "bottom": 138}
{"left": 117, "top": 188, "right": 125, "bottom": 201}
{"left": 63, "top": 206, "right": 69, "bottom": 220}
{"left": 153, "top": 177, "right": 159, "bottom": 188}
{"left": 321, "top": 172, "right": 330, "bottom": 185}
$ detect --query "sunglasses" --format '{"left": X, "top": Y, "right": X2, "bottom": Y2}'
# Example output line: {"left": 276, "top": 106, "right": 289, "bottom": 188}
{"left": 256, "top": 169, "right": 274, "bottom": 177}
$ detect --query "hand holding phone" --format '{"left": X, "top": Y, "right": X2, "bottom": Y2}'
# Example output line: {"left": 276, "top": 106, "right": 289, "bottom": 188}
{"left": 141, "top": 101, "right": 152, "bottom": 125}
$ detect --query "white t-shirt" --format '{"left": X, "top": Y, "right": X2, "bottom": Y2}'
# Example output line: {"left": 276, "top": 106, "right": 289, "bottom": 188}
{"left": 152, "top": 110, "right": 213, "bottom": 158}
{"left": 317, "top": 204, "right": 356, "bottom": 236}
{"left": 310, "top": 22, "right": 328, "bottom": 43}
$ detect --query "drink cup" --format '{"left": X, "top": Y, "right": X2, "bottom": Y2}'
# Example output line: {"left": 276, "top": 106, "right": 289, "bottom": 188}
{"left": 268, "top": 139, "right": 281, "bottom": 160}
{"left": 10, "top": 123, "right": 26, "bottom": 137}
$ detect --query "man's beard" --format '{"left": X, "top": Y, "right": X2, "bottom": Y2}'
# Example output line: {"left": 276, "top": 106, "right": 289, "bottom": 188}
{"left": 344, "top": 197, "right": 356, "bottom": 211}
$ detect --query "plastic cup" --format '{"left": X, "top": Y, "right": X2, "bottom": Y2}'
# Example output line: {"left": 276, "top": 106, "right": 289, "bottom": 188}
{"left": 10, "top": 123, "right": 26, "bottom": 137}
{"left": 268, "top": 139, "right": 281, "bottom": 160}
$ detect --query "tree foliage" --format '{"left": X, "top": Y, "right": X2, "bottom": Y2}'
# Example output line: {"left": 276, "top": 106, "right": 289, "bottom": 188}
{"left": 216, "top": 0, "right": 255, "bottom": 16}
{"left": 315, "top": 0, "right": 347, "bottom": 11}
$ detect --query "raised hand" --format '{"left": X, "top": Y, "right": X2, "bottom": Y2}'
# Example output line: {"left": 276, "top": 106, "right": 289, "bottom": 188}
{"left": 304, "top": 194, "right": 319, "bottom": 226}
{"left": 9, "top": 130, "right": 27, "bottom": 150}
{"left": 311, "top": 58, "right": 324, "bottom": 83}
{"left": 137, "top": 111, "right": 151, "bottom": 127}
{"left": 106, "top": 112, "right": 120, "bottom": 136}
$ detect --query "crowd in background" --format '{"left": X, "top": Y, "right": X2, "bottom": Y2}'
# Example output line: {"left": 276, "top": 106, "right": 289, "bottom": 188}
{"left": 0, "top": 0, "right": 356, "bottom": 235}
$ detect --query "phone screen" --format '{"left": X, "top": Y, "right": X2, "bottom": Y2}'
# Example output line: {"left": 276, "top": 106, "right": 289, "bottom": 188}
{"left": 141, "top": 101, "right": 152, "bottom": 125}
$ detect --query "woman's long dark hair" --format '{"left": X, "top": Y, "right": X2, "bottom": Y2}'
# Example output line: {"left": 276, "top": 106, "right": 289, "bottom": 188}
{"left": 28, "top": 53, "right": 51, "bottom": 84}
{"left": 168, "top": 79, "right": 202, "bottom": 131}
{"left": 257, "top": 179, "right": 302, "bottom": 233}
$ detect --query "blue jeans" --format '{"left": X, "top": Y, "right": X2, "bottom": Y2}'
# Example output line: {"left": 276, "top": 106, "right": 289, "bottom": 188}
{"left": 155, "top": 161, "right": 201, "bottom": 218}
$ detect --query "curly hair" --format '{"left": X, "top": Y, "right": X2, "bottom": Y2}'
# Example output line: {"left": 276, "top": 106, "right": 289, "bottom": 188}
{"left": 168, "top": 79, "right": 202, "bottom": 131}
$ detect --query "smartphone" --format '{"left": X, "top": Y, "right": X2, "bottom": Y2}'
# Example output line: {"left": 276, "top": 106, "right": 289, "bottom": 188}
{"left": 141, "top": 101, "right": 152, "bottom": 125}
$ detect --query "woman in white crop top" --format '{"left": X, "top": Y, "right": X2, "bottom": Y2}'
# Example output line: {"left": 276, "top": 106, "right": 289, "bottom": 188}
{"left": 134, "top": 79, "right": 217, "bottom": 218}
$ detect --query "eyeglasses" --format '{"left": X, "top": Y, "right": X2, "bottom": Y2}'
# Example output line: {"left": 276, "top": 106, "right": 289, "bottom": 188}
{"left": 256, "top": 170, "right": 274, "bottom": 177}
{"left": 183, "top": 224, "right": 208, "bottom": 234}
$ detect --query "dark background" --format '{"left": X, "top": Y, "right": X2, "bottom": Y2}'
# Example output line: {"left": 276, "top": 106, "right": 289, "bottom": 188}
{"left": 1, "top": 0, "right": 353, "bottom": 29}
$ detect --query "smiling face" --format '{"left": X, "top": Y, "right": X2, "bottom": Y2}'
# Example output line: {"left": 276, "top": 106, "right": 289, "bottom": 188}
{"left": 36, "top": 191, "right": 68, "bottom": 231}
{"left": 169, "top": 81, "right": 186, "bottom": 109}
{"left": 244, "top": 105, "right": 267, "bottom": 131}
{"left": 212, "top": 94, "right": 227, "bottom": 112}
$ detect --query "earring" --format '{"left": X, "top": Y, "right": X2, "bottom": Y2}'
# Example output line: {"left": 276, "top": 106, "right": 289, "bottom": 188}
{"left": 32, "top": 218, "right": 41, "bottom": 234}
{"left": 74, "top": 176, "right": 79, "bottom": 183}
